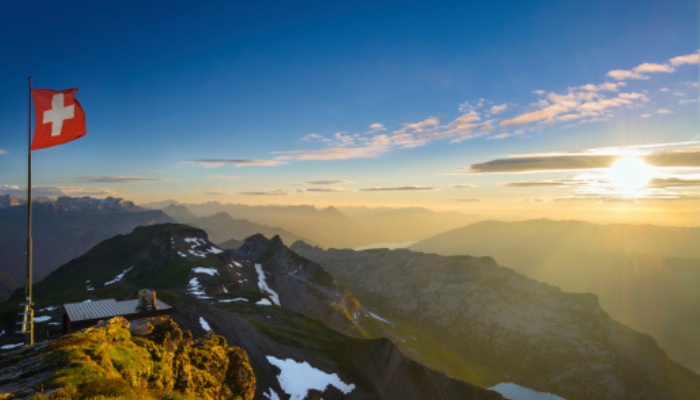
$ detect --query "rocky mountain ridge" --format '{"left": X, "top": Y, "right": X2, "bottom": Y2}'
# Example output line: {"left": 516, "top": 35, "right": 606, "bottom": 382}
{"left": 292, "top": 242, "right": 700, "bottom": 400}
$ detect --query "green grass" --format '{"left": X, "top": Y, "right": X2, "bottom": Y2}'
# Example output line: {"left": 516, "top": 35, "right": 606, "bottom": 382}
{"left": 26, "top": 317, "right": 254, "bottom": 400}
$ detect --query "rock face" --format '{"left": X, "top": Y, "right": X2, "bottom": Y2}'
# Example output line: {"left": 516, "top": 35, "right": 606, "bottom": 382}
{"left": 234, "top": 234, "right": 368, "bottom": 337}
{"left": 292, "top": 242, "right": 700, "bottom": 400}
{"left": 0, "top": 317, "right": 256, "bottom": 400}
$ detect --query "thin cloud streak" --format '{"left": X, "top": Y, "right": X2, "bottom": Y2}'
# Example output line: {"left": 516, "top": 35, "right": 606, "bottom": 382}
{"left": 239, "top": 189, "right": 290, "bottom": 196}
{"left": 82, "top": 176, "right": 162, "bottom": 183}
{"left": 648, "top": 178, "right": 700, "bottom": 188}
{"left": 470, "top": 155, "right": 617, "bottom": 173}
{"left": 464, "top": 143, "right": 700, "bottom": 173}
{"left": 304, "top": 180, "right": 352, "bottom": 185}
{"left": 302, "top": 187, "right": 354, "bottom": 193}
{"left": 185, "top": 159, "right": 284, "bottom": 168}
{"left": 361, "top": 186, "right": 436, "bottom": 191}
{"left": 504, "top": 180, "right": 585, "bottom": 187}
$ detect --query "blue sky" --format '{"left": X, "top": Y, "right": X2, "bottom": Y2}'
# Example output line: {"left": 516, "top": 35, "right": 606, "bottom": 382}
{"left": 0, "top": 0, "right": 698, "bottom": 223}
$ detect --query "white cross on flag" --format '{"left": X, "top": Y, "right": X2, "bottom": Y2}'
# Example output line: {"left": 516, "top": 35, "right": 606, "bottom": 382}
{"left": 31, "top": 88, "right": 86, "bottom": 150}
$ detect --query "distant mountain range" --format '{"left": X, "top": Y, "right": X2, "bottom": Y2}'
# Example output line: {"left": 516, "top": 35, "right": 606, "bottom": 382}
{"left": 409, "top": 219, "right": 700, "bottom": 374}
{"left": 144, "top": 200, "right": 481, "bottom": 248}
{"left": 179, "top": 210, "right": 314, "bottom": 247}
{"left": 0, "top": 196, "right": 173, "bottom": 300}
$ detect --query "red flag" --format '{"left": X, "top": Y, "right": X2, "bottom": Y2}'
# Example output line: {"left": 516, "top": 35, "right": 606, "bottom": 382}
{"left": 31, "top": 88, "right": 86, "bottom": 150}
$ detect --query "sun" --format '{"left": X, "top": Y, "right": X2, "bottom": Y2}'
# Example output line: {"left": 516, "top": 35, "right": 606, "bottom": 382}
{"left": 605, "top": 157, "right": 656, "bottom": 194}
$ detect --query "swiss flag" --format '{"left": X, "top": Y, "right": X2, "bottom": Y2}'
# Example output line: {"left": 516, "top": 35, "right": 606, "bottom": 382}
{"left": 31, "top": 88, "right": 86, "bottom": 150}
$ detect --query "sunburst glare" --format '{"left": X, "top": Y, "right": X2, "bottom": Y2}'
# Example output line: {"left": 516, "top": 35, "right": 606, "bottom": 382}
{"left": 605, "top": 157, "right": 656, "bottom": 195}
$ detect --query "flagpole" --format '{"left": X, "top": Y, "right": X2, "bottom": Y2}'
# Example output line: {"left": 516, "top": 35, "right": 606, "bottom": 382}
{"left": 25, "top": 76, "right": 34, "bottom": 346}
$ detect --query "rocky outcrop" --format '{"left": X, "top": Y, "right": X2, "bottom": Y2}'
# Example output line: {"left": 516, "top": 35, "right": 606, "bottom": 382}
{"left": 0, "top": 317, "right": 255, "bottom": 400}
{"left": 235, "top": 234, "right": 368, "bottom": 337}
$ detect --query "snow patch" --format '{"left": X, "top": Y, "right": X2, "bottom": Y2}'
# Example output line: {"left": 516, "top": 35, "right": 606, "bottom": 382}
{"left": 104, "top": 266, "right": 133, "bottom": 286}
{"left": 0, "top": 343, "right": 23, "bottom": 350}
{"left": 219, "top": 298, "right": 249, "bottom": 303}
{"left": 232, "top": 261, "right": 242, "bottom": 268}
{"left": 184, "top": 237, "right": 207, "bottom": 246}
{"left": 199, "top": 317, "right": 212, "bottom": 332}
{"left": 39, "top": 306, "right": 57, "bottom": 312}
{"left": 178, "top": 251, "right": 187, "bottom": 258}
{"left": 193, "top": 267, "right": 219, "bottom": 276}
{"left": 85, "top": 280, "right": 94, "bottom": 291}
{"left": 257, "top": 299, "right": 273, "bottom": 306}
{"left": 255, "top": 263, "right": 280, "bottom": 306}
{"left": 208, "top": 246, "right": 224, "bottom": 254}
{"left": 490, "top": 383, "right": 567, "bottom": 400}
{"left": 34, "top": 316, "right": 51, "bottom": 323}
{"left": 267, "top": 356, "right": 355, "bottom": 399}
{"left": 188, "top": 249, "right": 207, "bottom": 258}
{"left": 187, "top": 277, "right": 211, "bottom": 299}
{"left": 263, "top": 388, "right": 281, "bottom": 400}
{"left": 368, "top": 311, "right": 394, "bottom": 326}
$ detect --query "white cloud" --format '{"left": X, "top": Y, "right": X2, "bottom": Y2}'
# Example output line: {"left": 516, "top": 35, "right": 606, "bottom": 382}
{"left": 302, "top": 133, "right": 327, "bottom": 142}
{"left": 490, "top": 103, "right": 508, "bottom": 115}
{"left": 660, "top": 87, "right": 670, "bottom": 92}
{"left": 501, "top": 86, "right": 649, "bottom": 128}
{"left": 405, "top": 116, "right": 440, "bottom": 131}
{"left": 641, "top": 113, "right": 652, "bottom": 118}
{"left": 451, "top": 109, "right": 481, "bottom": 125}
{"left": 605, "top": 51, "right": 699, "bottom": 82}
{"left": 669, "top": 52, "right": 699, "bottom": 66}
{"left": 655, "top": 108, "right": 673, "bottom": 115}
{"left": 679, "top": 98, "right": 699, "bottom": 105}
{"left": 369, "top": 123, "right": 386, "bottom": 132}
{"left": 607, "top": 69, "right": 647, "bottom": 80}
{"left": 634, "top": 62, "right": 675, "bottom": 74}
{"left": 0, "top": 149, "right": 6, "bottom": 155}
{"left": 275, "top": 134, "right": 392, "bottom": 161}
